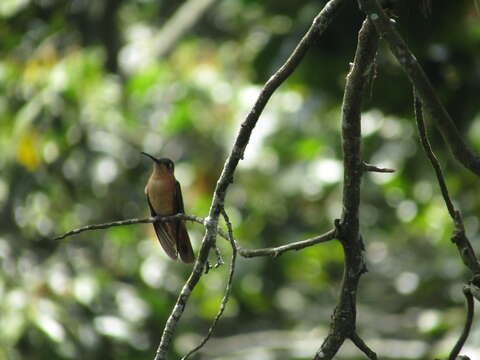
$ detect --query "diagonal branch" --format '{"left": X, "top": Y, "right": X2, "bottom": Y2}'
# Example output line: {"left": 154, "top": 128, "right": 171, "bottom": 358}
{"left": 414, "top": 89, "right": 479, "bottom": 359}
{"left": 314, "top": 17, "right": 378, "bottom": 360}
{"left": 413, "top": 93, "right": 456, "bottom": 219}
{"left": 350, "top": 332, "right": 378, "bottom": 360}
{"left": 358, "top": 0, "right": 480, "bottom": 176}
{"left": 205, "top": 0, "right": 347, "bottom": 223}
{"left": 451, "top": 215, "right": 480, "bottom": 276}
{"left": 154, "top": 1, "right": 346, "bottom": 359}
{"left": 413, "top": 94, "right": 480, "bottom": 275}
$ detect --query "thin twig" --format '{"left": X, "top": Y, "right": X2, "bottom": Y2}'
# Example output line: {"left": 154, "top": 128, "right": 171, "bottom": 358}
{"left": 448, "top": 287, "right": 474, "bottom": 360}
{"left": 413, "top": 94, "right": 456, "bottom": 219}
{"left": 53, "top": 214, "right": 206, "bottom": 241}
{"left": 213, "top": 245, "right": 224, "bottom": 268}
{"left": 181, "top": 209, "right": 237, "bottom": 359}
{"left": 350, "top": 332, "right": 378, "bottom": 360}
{"left": 154, "top": 2, "right": 346, "bottom": 358}
{"left": 358, "top": 0, "right": 480, "bottom": 176}
{"left": 204, "top": 0, "right": 347, "bottom": 223}
{"left": 362, "top": 162, "right": 395, "bottom": 173}
{"left": 238, "top": 229, "right": 336, "bottom": 258}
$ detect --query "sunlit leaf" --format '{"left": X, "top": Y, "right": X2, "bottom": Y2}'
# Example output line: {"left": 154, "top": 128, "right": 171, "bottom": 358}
{"left": 16, "top": 132, "right": 41, "bottom": 171}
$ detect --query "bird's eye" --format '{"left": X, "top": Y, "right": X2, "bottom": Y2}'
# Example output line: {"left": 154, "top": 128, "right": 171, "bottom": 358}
{"left": 168, "top": 161, "right": 174, "bottom": 171}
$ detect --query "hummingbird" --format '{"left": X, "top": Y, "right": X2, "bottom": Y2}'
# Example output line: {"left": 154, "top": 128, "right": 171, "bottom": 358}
{"left": 141, "top": 152, "right": 194, "bottom": 263}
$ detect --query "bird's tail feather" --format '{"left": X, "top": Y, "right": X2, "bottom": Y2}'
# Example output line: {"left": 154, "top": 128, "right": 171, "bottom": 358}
{"left": 177, "top": 222, "right": 194, "bottom": 263}
{"left": 153, "top": 222, "right": 178, "bottom": 260}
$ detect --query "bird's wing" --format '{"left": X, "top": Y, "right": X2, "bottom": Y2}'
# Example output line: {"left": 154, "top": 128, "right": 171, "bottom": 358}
{"left": 173, "top": 180, "right": 185, "bottom": 237}
{"left": 147, "top": 193, "right": 178, "bottom": 260}
{"left": 174, "top": 181, "right": 195, "bottom": 263}
{"left": 174, "top": 180, "right": 185, "bottom": 214}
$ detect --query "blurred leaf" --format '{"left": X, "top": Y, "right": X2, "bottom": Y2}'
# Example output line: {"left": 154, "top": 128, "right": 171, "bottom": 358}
{"left": 16, "top": 132, "right": 41, "bottom": 171}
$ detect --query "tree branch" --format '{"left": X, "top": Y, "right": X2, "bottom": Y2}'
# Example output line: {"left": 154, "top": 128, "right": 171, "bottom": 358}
{"left": 205, "top": 0, "right": 346, "bottom": 223}
{"left": 52, "top": 214, "right": 206, "bottom": 241}
{"left": 154, "top": 1, "right": 346, "bottom": 358}
{"left": 362, "top": 162, "right": 395, "bottom": 173}
{"left": 54, "top": 212, "right": 335, "bottom": 262}
{"left": 238, "top": 229, "right": 336, "bottom": 258}
{"left": 413, "top": 93, "right": 480, "bottom": 275}
{"left": 413, "top": 82, "right": 479, "bottom": 360}
{"left": 358, "top": 0, "right": 480, "bottom": 176}
{"left": 314, "top": 17, "right": 378, "bottom": 360}
{"left": 451, "top": 214, "right": 480, "bottom": 275}
{"left": 413, "top": 93, "right": 456, "bottom": 219}
{"left": 448, "top": 286, "right": 474, "bottom": 360}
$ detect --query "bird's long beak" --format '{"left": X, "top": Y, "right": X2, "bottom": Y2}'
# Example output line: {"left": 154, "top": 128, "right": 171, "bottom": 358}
{"left": 141, "top": 152, "right": 158, "bottom": 163}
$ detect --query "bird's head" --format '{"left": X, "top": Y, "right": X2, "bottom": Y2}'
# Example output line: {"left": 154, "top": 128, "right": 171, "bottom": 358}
{"left": 141, "top": 152, "right": 175, "bottom": 174}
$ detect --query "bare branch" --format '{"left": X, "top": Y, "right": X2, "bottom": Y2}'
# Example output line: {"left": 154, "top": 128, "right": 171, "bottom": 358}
{"left": 350, "top": 332, "right": 378, "bottom": 360}
{"left": 181, "top": 209, "right": 237, "bottom": 359}
{"left": 451, "top": 214, "right": 480, "bottom": 275}
{"left": 154, "top": 1, "right": 346, "bottom": 358}
{"left": 358, "top": 0, "right": 480, "bottom": 176}
{"left": 53, "top": 214, "right": 206, "bottom": 241}
{"left": 413, "top": 94, "right": 456, "bottom": 219}
{"left": 414, "top": 91, "right": 479, "bottom": 358}
{"left": 206, "top": 0, "right": 346, "bottom": 223}
{"left": 315, "top": 17, "right": 378, "bottom": 360}
{"left": 238, "top": 229, "right": 336, "bottom": 258}
{"left": 448, "top": 287, "right": 474, "bottom": 360}
{"left": 413, "top": 92, "right": 480, "bottom": 275}
{"left": 53, "top": 213, "right": 337, "bottom": 261}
